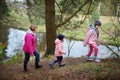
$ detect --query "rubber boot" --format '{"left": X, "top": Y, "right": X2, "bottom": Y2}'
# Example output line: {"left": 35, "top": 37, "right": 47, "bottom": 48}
{"left": 58, "top": 62, "right": 65, "bottom": 67}
{"left": 35, "top": 62, "right": 42, "bottom": 69}
{"left": 49, "top": 60, "right": 55, "bottom": 69}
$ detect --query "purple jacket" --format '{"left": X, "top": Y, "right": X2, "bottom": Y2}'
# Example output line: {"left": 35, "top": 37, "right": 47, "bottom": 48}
{"left": 23, "top": 32, "right": 36, "bottom": 55}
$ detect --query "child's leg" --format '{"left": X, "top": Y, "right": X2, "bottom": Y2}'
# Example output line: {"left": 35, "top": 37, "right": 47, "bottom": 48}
{"left": 34, "top": 50, "right": 42, "bottom": 68}
{"left": 90, "top": 44, "right": 100, "bottom": 62}
{"left": 51, "top": 56, "right": 62, "bottom": 65}
{"left": 58, "top": 56, "right": 63, "bottom": 62}
{"left": 91, "top": 44, "right": 98, "bottom": 57}
{"left": 58, "top": 56, "right": 65, "bottom": 67}
{"left": 49, "top": 57, "right": 58, "bottom": 69}
{"left": 54, "top": 56, "right": 62, "bottom": 63}
{"left": 54, "top": 58, "right": 59, "bottom": 63}
{"left": 87, "top": 44, "right": 93, "bottom": 57}
{"left": 23, "top": 52, "right": 30, "bottom": 71}
{"left": 34, "top": 50, "right": 40, "bottom": 62}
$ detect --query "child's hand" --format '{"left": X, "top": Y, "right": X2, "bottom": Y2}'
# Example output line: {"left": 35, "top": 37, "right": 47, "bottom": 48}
{"left": 63, "top": 52, "right": 66, "bottom": 55}
{"left": 84, "top": 44, "right": 87, "bottom": 47}
{"left": 97, "top": 41, "right": 100, "bottom": 46}
{"left": 97, "top": 43, "right": 100, "bottom": 46}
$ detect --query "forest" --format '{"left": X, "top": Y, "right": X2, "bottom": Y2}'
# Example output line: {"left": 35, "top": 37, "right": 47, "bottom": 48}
{"left": 0, "top": 0, "right": 120, "bottom": 80}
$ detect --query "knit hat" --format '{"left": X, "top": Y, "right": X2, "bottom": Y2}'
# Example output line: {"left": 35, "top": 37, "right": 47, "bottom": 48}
{"left": 94, "top": 20, "right": 101, "bottom": 26}
{"left": 57, "top": 34, "right": 64, "bottom": 41}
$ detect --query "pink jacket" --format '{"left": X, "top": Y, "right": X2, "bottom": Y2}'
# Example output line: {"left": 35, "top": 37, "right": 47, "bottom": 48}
{"left": 84, "top": 27, "right": 100, "bottom": 46}
{"left": 23, "top": 32, "right": 36, "bottom": 55}
{"left": 54, "top": 39, "right": 66, "bottom": 56}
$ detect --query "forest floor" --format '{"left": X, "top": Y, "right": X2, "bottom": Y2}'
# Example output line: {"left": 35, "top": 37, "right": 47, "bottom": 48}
{"left": 0, "top": 57, "right": 120, "bottom": 80}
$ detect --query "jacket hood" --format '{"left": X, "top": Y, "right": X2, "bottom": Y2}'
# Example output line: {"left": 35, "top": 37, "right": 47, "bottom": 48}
{"left": 27, "top": 29, "right": 36, "bottom": 36}
{"left": 89, "top": 25, "right": 97, "bottom": 35}
{"left": 55, "top": 39, "right": 63, "bottom": 45}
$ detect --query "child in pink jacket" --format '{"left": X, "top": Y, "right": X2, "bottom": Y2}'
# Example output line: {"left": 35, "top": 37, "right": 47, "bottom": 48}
{"left": 84, "top": 20, "right": 102, "bottom": 62}
{"left": 23, "top": 25, "right": 42, "bottom": 72}
{"left": 49, "top": 34, "right": 66, "bottom": 69}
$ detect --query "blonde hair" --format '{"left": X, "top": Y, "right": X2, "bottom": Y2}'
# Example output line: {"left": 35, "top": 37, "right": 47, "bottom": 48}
{"left": 30, "top": 25, "right": 37, "bottom": 31}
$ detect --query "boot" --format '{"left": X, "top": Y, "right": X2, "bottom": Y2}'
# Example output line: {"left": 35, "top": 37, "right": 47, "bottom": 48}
{"left": 24, "top": 66, "right": 28, "bottom": 72}
{"left": 24, "top": 62, "right": 28, "bottom": 72}
{"left": 35, "top": 62, "right": 42, "bottom": 69}
{"left": 94, "top": 56, "right": 101, "bottom": 62}
{"left": 85, "top": 56, "right": 93, "bottom": 62}
{"left": 49, "top": 60, "right": 55, "bottom": 69}
{"left": 58, "top": 62, "right": 65, "bottom": 67}
{"left": 24, "top": 68, "right": 28, "bottom": 72}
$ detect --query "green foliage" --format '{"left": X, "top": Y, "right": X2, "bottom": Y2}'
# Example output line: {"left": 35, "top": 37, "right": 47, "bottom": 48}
{"left": 3, "top": 52, "right": 24, "bottom": 65}
{"left": 100, "top": 0, "right": 114, "bottom": 16}
{"left": 68, "top": 19, "right": 81, "bottom": 29}
{"left": 0, "top": 43, "right": 7, "bottom": 60}
{"left": 95, "top": 66, "right": 101, "bottom": 73}
{"left": 59, "top": 0, "right": 84, "bottom": 14}
{"left": 108, "top": 37, "right": 120, "bottom": 46}
{"left": 0, "top": 0, "right": 10, "bottom": 18}
{"left": 89, "top": 10, "right": 100, "bottom": 24}
{"left": 25, "top": 0, "right": 45, "bottom": 24}
{"left": 100, "top": 21, "right": 120, "bottom": 46}
{"left": 0, "top": 45, "right": 6, "bottom": 60}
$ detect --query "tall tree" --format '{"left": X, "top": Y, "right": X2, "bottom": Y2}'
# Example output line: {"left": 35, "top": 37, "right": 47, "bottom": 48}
{"left": 45, "top": 0, "right": 90, "bottom": 55}
{"left": 45, "top": 0, "right": 56, "bottom": 55}
{"left": 23, "top": 0, "right": 96, "bottom": 56}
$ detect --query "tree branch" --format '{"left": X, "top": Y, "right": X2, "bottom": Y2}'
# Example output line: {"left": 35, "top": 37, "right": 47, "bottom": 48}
{"left": 82, "top": 0, "right": 92, "bottom": 22}
{"left": 100, "top": 27, "right": 114, "bottom": 38}
{"left": 104, "top": 45, "right": 119, "bottom": 58}
{"left": 55, "top": 0, "right": 63, "bottom": 21}
{"left": 56, "top": 0, "right": 90, "bottom": 28}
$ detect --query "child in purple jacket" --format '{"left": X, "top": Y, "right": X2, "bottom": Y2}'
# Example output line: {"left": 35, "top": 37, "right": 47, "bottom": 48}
{"left": 23, "top": 25, "right": 42, "bottom": 72}
{"left": 84, "top": 20, "right": 102, "bottom": 62}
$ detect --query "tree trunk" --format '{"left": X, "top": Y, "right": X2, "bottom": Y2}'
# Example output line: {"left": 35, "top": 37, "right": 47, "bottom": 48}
{"left": 0, "top": 0, "right": 9, "bottom": 43}
{"left": 45, "top": 0, "right": 56, "bottom": 55}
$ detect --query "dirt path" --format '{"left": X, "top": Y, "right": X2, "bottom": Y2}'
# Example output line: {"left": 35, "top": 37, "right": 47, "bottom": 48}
{"left": 0, "top": 57, "right": 120, "bottom": 80}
